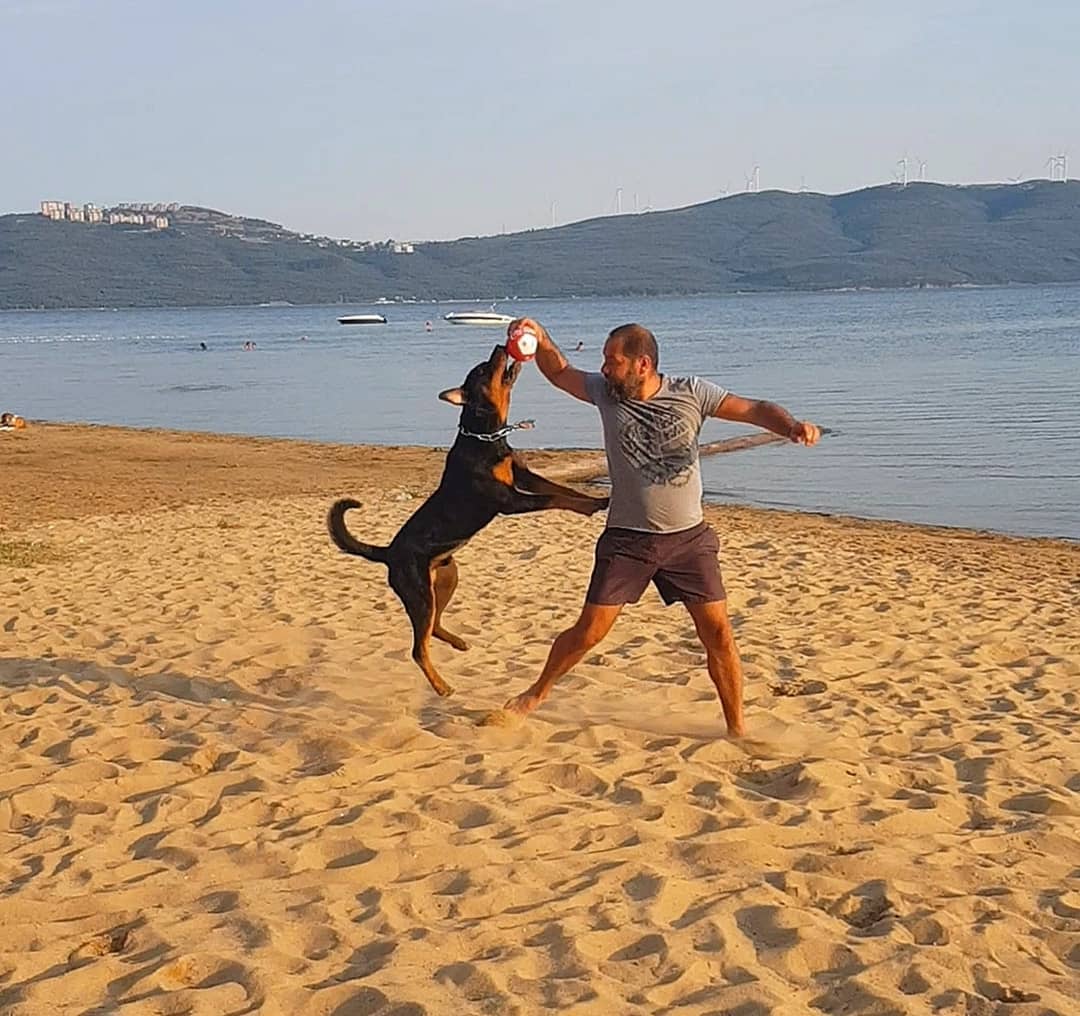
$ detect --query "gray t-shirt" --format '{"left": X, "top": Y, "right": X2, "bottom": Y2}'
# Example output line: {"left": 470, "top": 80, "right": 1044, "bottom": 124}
{"left": 584, "top": 373, "right": 727, "bottom": 533}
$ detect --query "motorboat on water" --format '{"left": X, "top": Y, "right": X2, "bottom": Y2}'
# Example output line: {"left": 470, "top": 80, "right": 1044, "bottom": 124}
{"left": 443, "top": 310, "right": 514, "bottom": 326}
{"left": 338, "top": 314, "right": 387, "bottom": 325}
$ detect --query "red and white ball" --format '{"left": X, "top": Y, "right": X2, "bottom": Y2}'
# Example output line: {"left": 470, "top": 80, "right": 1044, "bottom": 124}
{"left": 506, "top": 327, "right": 538, "bottom": 362}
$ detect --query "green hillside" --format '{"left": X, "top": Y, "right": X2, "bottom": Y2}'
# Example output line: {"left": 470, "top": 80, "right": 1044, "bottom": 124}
{"left": 2, "top": 181, "right": 1078, "bottom": 308}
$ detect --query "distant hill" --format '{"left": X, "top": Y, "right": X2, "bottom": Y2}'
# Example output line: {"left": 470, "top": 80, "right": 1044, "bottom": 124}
{"left": 2, "top": 181, "right": 1079, "bottom": 308}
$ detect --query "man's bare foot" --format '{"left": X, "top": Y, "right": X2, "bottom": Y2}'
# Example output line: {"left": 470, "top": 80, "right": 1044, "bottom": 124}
{"left": 503, "top": 690, "right": 544, "bottom": 716}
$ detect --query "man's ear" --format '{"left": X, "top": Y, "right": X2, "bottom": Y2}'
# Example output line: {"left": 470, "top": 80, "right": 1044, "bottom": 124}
{"left": 438, "top": 387, "right": 466, "bottom": 405}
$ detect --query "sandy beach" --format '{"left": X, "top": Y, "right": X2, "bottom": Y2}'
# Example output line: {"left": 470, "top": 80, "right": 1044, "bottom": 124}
{"left": 2, "top": 423, "right": 1078, "bottom": 1015}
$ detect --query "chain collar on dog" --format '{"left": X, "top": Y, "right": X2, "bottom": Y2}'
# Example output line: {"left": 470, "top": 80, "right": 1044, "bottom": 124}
{"left": 458, "top": 419, "right": 535, "bottom": 442}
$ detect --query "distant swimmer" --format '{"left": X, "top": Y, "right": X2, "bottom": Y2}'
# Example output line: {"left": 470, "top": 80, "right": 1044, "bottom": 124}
{"left": 425, "top": 321, "right": 433, "bottom": 332}
{"left": 574, "top": 341, "right": 584, "bottom": 351}
{"left": 300, "top": 335, "right": 308, "bottom": 342}
{"left": 199, "top": 341, "right": 208, "bottom": 351}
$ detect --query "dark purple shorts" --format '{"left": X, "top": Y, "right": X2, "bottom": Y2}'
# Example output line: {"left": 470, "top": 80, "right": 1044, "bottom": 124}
{"left": 585, "top": 522, "right": 726, "bottom": 606}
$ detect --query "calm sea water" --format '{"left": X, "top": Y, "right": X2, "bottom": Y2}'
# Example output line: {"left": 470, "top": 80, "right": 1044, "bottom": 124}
{"left": 3, "top": 288, "right": 1079, "bottom": 540}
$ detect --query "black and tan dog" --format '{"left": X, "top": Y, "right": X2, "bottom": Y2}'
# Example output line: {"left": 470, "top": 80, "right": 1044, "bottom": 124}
{"left": 328, "top": 344, "right": 607, "bottom": 696}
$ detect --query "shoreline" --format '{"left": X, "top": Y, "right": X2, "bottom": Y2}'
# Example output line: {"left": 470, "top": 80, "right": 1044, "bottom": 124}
{"left": 5, "top": 421, "right": 1077, "bottom": 549}
{"left": 4, "top": 279, "right": 1080, "bottom": 314}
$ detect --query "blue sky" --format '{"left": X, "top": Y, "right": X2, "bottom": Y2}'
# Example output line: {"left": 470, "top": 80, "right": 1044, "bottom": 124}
{"left": 3, "top": 0, "right": 1076, "bottom": 240}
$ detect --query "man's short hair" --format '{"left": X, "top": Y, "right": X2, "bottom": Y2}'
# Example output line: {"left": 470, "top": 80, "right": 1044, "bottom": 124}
{"left": 608, "top": 323, "right": 659, "bottom": 370}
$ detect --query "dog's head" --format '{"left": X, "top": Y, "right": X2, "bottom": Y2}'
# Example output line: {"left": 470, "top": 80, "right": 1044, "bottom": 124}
{"left": 438, "top": 344, "right": 521, "bottom": 428}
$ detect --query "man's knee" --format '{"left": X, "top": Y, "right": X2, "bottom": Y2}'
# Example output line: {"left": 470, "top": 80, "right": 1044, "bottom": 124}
{"left": 567, "top": 620, "right": 606, "bottom": 651}
{"left": 687, "top": 600, "right": 735, "bottom": 643}
{"left": 568, "top": 606, "right": 619, "bottom": 649}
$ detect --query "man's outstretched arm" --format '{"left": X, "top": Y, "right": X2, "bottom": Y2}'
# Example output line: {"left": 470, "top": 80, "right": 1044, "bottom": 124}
{"left": 510, "top": 318, "right": 591, "bottom": 403}
{"left": 713, "top": 393, "right": 821, "bottom": 445}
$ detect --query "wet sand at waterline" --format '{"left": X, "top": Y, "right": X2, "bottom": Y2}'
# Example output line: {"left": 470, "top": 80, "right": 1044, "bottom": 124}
{"left": 2, "top": 424, "right": 1077, "bottom": 1014}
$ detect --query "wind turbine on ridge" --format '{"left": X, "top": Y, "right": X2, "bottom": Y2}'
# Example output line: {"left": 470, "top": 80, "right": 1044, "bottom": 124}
{"left": 1046, "top": 153, "right": 1068, "bottom": 181}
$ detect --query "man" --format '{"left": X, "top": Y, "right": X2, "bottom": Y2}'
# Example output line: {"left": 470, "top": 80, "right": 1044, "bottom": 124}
{"left": 503, "top": 319, "right": 820, "bottom": 736}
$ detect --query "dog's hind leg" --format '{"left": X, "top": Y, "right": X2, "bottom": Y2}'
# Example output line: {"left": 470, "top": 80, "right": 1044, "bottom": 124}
{"left": 390, "top": 561, "right": 455, "bottom": 697}
{"left": 432, "top": 557, "right": 469, "bottom": 651}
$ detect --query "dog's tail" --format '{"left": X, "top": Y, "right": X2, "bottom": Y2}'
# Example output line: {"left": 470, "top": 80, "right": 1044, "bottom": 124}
{"left": 327, "top": 499, "right": 389, "bottom": 564}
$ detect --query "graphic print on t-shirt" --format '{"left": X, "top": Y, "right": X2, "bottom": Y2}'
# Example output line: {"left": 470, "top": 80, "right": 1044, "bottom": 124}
{"left": 618, "top": 395, "right": 699, "bottom": 486}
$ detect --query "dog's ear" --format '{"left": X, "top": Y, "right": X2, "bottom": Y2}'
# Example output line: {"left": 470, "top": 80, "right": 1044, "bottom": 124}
{"left": 438, "top": 387, "right": 466, "bottom": 406}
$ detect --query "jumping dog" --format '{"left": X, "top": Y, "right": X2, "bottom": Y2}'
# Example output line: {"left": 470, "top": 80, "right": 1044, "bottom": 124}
{"left": 328, "top": 344, "right": 607, "bottom": 696}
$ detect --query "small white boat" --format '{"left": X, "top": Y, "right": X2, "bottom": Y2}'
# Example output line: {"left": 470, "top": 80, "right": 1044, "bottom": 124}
{"left": 444, "top": 310, "right": 513, "bottom": 326}
{"left": 338, "top": 314, "right": 387, "bottom": 325}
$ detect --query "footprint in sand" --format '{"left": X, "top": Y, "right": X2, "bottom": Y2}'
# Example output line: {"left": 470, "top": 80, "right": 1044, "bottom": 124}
{"left": 769, "top": 679, "right": 828, "bottom": 697}
{"left": 905, "top": 914, "right": 950, "bottom": 945}
{"left": 898, "top": 964, "right": 932, "bottom": 995}
{"left": 69, "top": 926, "right": 132, "bottom": 961}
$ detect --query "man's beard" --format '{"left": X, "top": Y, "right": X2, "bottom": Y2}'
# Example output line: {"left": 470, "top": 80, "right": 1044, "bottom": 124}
{"left": 605, "top": 376, "right": 644, "bottom": 402}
